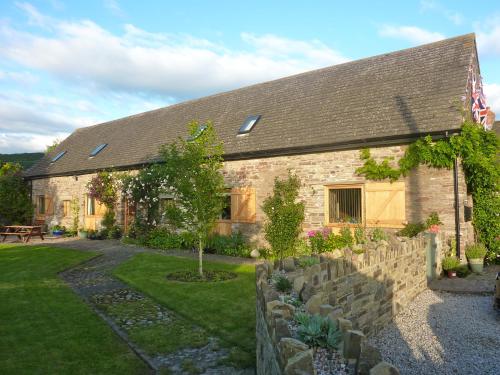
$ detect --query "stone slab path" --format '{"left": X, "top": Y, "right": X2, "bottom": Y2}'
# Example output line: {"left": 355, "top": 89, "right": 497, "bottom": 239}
{"left": 429, "top": 264, "right": 499, "bottom": 294}
{"left": 41, "top": 239, "right": 255, "bottom": 375}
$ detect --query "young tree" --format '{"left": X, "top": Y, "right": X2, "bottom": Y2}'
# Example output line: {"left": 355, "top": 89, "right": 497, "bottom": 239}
{"left": 159, "top": 121, "right": 226, "bottom": 276}
{"left": 0, "top": 163, "right": 33, "bottom": 225}
{"left": 262, "top": 172, "right": 305, "bottom": 267}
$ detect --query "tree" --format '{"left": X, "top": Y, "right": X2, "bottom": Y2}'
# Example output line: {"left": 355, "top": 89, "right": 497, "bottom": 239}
{"left": 45, "top": 139, "right": 61, "bottom": 154}
{"left": 262, "top": 172, "right": 305, "bottom": 267}
{"left": 0, "top": 163, "right": 33, "bottom": 225}
{"left": 159, "top": 121, "right": 226, "bottom": 276}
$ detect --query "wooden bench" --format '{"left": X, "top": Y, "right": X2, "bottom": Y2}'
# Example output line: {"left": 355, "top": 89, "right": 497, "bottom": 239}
{"left": 0, "top": 226, "right": 44, "bottom": 243}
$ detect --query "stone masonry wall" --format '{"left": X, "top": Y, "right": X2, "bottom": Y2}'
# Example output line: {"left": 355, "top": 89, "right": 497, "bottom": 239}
{"left": 30, "top": 144, "right": 472, "bottom": 257}
{"left": 256, "top": 233, "right": 441, "bottom": 374}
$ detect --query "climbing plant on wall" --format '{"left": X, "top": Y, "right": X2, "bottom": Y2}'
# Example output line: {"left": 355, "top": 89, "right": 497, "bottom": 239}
{"left": 356, "top": 121, "right": 499, "bottom": 263}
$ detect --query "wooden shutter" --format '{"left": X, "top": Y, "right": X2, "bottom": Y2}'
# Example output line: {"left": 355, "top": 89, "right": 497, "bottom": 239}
{"left": 365, "top": 182, "right": 406, "bottom": 228}
{"left": 231, "top": 187, "right": 256, "bottom": 223}
{"left": 95, "top": 200, "right": 107, "bottom": 217}
{"left": 45, "top": 197, "right": 54, "bottom": 215}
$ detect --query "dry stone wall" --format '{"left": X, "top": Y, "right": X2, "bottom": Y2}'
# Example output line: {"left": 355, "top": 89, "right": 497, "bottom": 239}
{"left": 256, "top": 233, "right": 442, "bottom": 374}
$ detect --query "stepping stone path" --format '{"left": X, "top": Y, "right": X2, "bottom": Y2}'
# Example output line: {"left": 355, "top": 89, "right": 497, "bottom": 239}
{"left": 57, "top": 241, "right": 254, "bottom": 375}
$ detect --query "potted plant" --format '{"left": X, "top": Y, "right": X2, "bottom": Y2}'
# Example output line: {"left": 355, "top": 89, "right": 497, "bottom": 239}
{"left": 51, "top": 225, "right": 65, "bottom": 236}
{"left": 465, "top": 243, "right": 487, "bottom": 274}
{"left": 442, "top": 256, "right": 460, "bottom": 278}
{"left": 78, "top": 228, "right": 88, "bottom": 239}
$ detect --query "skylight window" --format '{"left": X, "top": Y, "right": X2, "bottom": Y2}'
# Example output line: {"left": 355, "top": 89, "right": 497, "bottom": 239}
{"left": 90, "top": 143, "right": 108, "bottom": 157}
{"left": 238, "top": 115, "right": 261, "bottom": 135}
{"left": 187, "top": 124, "right": 208, "bottom": 141}
{"left": 51, "top": 151, "right": 66, "bottom": 163}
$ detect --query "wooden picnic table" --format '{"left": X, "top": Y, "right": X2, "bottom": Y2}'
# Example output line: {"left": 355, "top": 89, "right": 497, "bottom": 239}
{"left": 0, "top": 225, "right": 44, "bottom": 243}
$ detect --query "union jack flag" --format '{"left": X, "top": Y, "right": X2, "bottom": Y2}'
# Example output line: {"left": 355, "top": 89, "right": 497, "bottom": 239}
{"left": 468, "top": 66, "right": 491, "bottom": 129}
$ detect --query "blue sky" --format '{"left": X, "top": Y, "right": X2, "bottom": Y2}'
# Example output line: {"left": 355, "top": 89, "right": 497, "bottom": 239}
{"left": 0, "top": 0, "right": 499, "bottom": 153}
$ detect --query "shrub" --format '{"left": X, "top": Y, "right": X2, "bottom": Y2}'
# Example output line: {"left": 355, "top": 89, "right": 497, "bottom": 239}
{"left": 465, "top": 243, "right": 487, "bottom": 260}
{"left": 0, "top": 163, "right": 33, "bottom": 225}
{"left": 294, "top": 313, "right": 342, "bottom": 349}
{"left": 370, "top": 228, "right": 387, "bottom": 242}
{"left": 262, "top": 172, "right": 305, "bottom": 263}
{"left": 108, "top": 225, "right": 122, "bottom": 239}
{"left": 205, "top": 232, "right": 251, "bottom": 258}
{"left": 272, "top": 274, "right": 292, "bottom": 293}
{"left": 397, "top": 222, "right": 426, "bottom": 238}
{"left": 146, "top": 228, "right": 184, "bottom": 250}
{"left": 425, "top": 212, "right": 443, "bottom": 228}
{"left": 455, "top": 264, "right": 470, "bottom": 278}
{"left": 307, "top": 229, "right": 328, "bottom": 254}
{"left": 298, "top": 256, "right": 320, "bottom": 268}
{"left": 442, "top": 256, "right": 460, "bottom": 271}
{"left": 325, "top": 227, "right": 353, "bottom": 251}
{"left": 354, "top": 226, "right": 366, "bottom": 244}
{"left": 295, "top": 238, "right": 312, "bottom": 256}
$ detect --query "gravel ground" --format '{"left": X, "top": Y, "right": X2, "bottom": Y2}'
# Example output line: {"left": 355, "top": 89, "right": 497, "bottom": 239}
{"left": 368, "top": 290, "right": 500, "bottom": 375}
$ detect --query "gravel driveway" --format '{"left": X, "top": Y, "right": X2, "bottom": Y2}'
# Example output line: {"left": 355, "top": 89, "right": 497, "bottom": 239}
{"left": 368, "top": 290, "right": 500, "bottom": 375}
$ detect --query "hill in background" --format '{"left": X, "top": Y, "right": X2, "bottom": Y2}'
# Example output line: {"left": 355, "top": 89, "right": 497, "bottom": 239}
{"left": 0, "top": 153, "right": 44, "bottom": 169}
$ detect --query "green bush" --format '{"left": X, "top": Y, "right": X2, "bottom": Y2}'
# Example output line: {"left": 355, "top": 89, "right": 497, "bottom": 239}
{"left": 465, "top": 243, "right": 487, "bottom": 260}
{"left": 354, "top": 226, "right": 366, "bottom": 244}
{"left": 205, "top": 232, "right": 251, "bottom": 258}
{"left": 370, "top": 228, "right": 387, "bottom": 242}
{"left": 298, "top": 256, "right": 319, "bottom": 268}
{"left": 455, "top": 264, "right": 470, "bottom": 278}
{"left": 442, "top": 256, "right": 460, "bottom": 271}
{"left": 262, "top": 172, "right": 305, "bottom": 263}
{"left": 295, "top": 238, "right": 312, "bottom": 256}
{"left": 294, "top": 312, "right": 342, "bottom": 349}
{"left": 397, "top": 222, "right": 426, "bottom": 238}
{"left": 146, "top": 228, "right": 184, "bottom": 250}
{"left": 0, "top": 163, "right": 33, "bottom": 225}
{"left": 425, "top": 212, "right": 442, "bottom": 228}
{"left": 325, "top": 227, "right": 353, "bottom": 251}
{"left": 272, "top": 274, "right": 292, "bottom": 293}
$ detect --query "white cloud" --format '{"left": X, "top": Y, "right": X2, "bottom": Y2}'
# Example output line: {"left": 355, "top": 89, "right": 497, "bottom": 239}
{"left": 0, "top": 132, "right": 68, "bottom": 153}
{"left": 476, "top": 20, "right": 500, "bottom": 57}
{"left": 378, "top": 25, "right": 446, "bottom": 45}
{"left": 103, "top": 0, "right": 125, "bottom": 18}
{"left": 1, "top": 7, "right": 349, "bottom": 98}
{"left": 419, "top": 0, "right": 463, "bottom": 25}
{"left": 0, "top": 3, "right": 349, "bottom": 153}
{"left": 484, "top": 83, "right": 500, "bottom": 115}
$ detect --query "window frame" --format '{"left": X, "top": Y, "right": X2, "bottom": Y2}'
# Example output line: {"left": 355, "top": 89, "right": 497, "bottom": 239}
{"left": 86, "top": 195, "right": 96, "bottom": 216}
{"left": 219, "top": 191, "right": 232, "bottom": 222}
{"left": 62, "top": 200, "right": 71, "bottom": 217}
{"left": 37, "top": 195, "right": 46, "bottom": 215}
{"left": 324, "top": 183, "right": 365, "bottom": 227}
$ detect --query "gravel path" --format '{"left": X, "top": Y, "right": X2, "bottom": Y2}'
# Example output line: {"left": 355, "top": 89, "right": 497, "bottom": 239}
{"left": 368, "top": 290, "right": 500, "bottom": 375}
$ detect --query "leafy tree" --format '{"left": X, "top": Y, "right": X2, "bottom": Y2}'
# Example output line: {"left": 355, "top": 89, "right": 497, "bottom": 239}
{"left": 45, "top": 139, "right": 61, "bottom": 154}
{"left": 262, "top": 172, "right": 305, "bottom": 266}
{"left": 0, "top": 163, "right": 33, "bottom": 225}
{"left": 159, "top": 121, "right": 226, "bottom": 276}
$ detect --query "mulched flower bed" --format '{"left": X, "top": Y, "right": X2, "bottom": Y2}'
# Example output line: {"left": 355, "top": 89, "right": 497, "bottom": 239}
{"left": 166, "top": 270, "right": 237, "bottom": 282}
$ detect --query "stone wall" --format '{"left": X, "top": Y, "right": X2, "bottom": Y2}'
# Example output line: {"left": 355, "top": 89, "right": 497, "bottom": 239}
{"left": 256, "top": 233, "right": 442, "bottom": 374}
{"left": 30, "top": 144, "right": 471, "bottom": 256}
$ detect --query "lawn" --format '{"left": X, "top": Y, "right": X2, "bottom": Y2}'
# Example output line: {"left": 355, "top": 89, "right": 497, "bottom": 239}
{"left": 114, "top": 254, "right": 256, "bottom": 367}
{"left": 0, "top": 244, "right": 149, "bottom": 375}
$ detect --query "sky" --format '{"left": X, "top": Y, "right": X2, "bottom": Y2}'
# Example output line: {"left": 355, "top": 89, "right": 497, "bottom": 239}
{"left": 0, "top": 0, "right": 499, "bottom": 153}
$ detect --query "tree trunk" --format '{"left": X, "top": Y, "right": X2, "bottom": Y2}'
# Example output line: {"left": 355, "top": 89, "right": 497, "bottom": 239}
{"left": 198, "top": 237, "right": 203, "bottom": 277}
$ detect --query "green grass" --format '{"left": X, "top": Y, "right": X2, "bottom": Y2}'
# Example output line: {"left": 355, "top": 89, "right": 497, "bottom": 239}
{"left": 114, "top": 254, "right": 256, "bottom": 367}
{"left": 0, "top": 245, "right": 149, "bottom": 375}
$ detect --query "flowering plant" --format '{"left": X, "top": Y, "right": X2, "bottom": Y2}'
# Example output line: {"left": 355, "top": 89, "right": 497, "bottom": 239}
{"left": 86, "top": 172, "right": 120, "bottom": 208}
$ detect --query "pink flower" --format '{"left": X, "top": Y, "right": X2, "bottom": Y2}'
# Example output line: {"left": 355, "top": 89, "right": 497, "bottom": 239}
{"left": 322, "top": 227, "right": 331, "bottom": 237}
{"left": 307, "top": 230, "right": 316, "bottom": 238}
{"left": 429, "top": 224, "right": 440, "bottom": 233}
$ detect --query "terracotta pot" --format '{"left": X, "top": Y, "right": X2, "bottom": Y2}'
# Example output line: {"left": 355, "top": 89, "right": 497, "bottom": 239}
{"left": 447, "top": 270, "right": 457, "bottom": 278}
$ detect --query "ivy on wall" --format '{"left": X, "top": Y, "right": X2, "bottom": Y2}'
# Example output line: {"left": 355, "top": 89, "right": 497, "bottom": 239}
{"left": 356, "top": 121, "right": 499, "bottom": 263}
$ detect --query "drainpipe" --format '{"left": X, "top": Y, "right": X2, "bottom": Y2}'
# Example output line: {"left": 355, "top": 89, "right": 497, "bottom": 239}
{"left": 453, "top": 158, "right": 461, "bottom": 259}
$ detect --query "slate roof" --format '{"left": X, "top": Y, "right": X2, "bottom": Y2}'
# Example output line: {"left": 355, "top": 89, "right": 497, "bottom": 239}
{"left": 26, "top": 33, "right": 477, "bottom": 178}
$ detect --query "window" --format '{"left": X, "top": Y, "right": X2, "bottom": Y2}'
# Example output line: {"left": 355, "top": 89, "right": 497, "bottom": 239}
{"left": 327, "top": 186, "right": 362, "bottom": 224}
{"left": 63, "top": 200, "right": 71, "bottom": 217}
{"left": 220, "top": 193, "right": 231, "bottom": 220}
{"left": 86, "top": 196, "right": 96, "bottom": 216}
{"left": 90, "top": 143, "right": 108, "bottom": 157}
{"left": 37, "top": 195, "right": 46, "bottom": 215}
{"left": 187, "top": 124, "right": 207, "bottom": 141}
{"left": 238, "top": 115, "right": 261, "bottom": 135}
{"left": 51, "top": 151, "right": 66, "bottom": 163}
